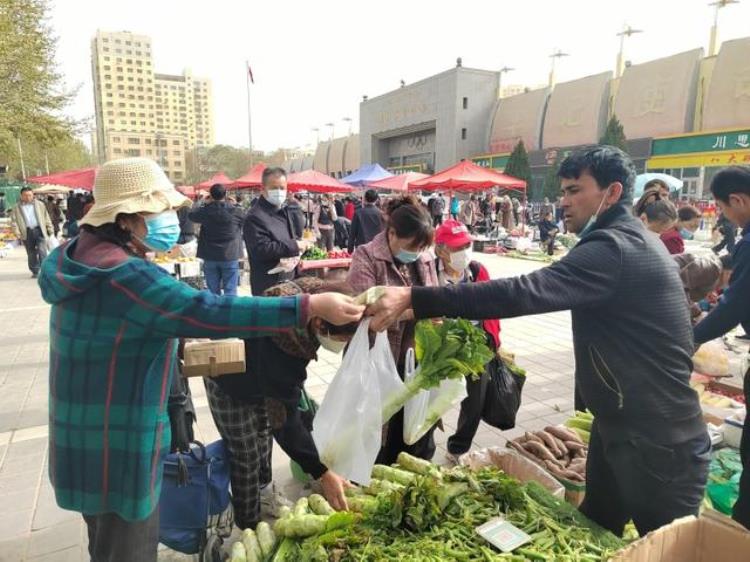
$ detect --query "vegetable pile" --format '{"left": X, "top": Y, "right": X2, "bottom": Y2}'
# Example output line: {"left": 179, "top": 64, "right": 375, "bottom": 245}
{"left": 507, "top": 424, "right": 587, "bottom": 484}
{"left": 301, "top": 247, "right": 329, "bottom": 261}
{"left": 563, "top": 410, "right": 593, "bottom": 445}
{"left": 381, "top": 319, "right": 495, "bottom": 422}
{"left": 232, "top": 452, "right": 626, "bottom": 561}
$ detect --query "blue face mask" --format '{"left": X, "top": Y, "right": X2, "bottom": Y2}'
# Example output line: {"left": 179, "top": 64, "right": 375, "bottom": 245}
{"left": 140, "top": 211, "right": 180, "bottom": 252}
{"left": 395, "top": 249, "right": 421, "bottom": 263}
{"left": 679, "top": 227, "right": 694, "bottom": 240}
{"left": 576, "top": 187, "right": 611, "bottom": 240}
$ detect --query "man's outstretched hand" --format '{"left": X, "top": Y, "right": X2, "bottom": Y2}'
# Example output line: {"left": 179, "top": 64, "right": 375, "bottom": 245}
{"left": 367, "top": 286, "right": 413, "bottom": 332}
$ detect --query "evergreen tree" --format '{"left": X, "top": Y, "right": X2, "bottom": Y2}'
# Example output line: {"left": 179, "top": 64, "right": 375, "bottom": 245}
{"left": 504, "top": 140, "right": 532, "bottom": 189}
{"left": 542, "top": 158, "right": 562, "bottom": 202}
{"left": 600, "top": 115, "right": 628, "bottom": 152}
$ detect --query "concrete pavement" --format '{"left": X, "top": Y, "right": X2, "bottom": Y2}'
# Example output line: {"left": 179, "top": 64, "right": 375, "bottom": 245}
{"left": 0, "top": 245, "right": 575, "bottom": 561}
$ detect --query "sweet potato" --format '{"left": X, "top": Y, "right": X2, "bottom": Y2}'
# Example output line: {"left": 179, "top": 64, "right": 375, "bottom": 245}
{"left": 508, "top": 439, "right": 545, "bottom": 465}
{"left": 545, "top": 425, "right": 582, "bottom": 444}
{"left": 525, "top": 432, "right": 545, "bottom": 445}
{"left": 522, "top": 440, "right": 558, "bottom": 463}
{"left": 534, "top": 431, "right": 563, "bottom": 459}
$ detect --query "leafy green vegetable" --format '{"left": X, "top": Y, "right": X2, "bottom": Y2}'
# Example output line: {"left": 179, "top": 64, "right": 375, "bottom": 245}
{"left": 300, "top": 246, "right": 328, "bottom": 260}
{"left": 381, "top": 318, "right": 494, "bottom": 421}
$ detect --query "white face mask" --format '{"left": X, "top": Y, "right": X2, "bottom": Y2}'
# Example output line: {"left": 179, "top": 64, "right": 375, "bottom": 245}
{"left": 448, "top": 248, "right": 472, "bottom": 272}
{"left": 265, "top": 189, "right": 287, "bottom": 207}
{"left": 317, "top": 333, "right": 347, "bottom": 354}
{"left": 576, "top": 187, "right": 611, "bottom": 239}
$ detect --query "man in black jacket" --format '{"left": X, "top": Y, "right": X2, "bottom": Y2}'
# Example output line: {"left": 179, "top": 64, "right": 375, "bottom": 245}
{"left": 244, "top": 167, "right": 313, "bottom": 294}
{"left": 694, "top": 166, "right": 750, "bottom": 530}
{"left": 348, "top": 189, "right": 383, "bottom": 253}
{"left": 370, "top": 146, "right": 708, "bottom": 537}
{"left": 188, "top": 184, "right": 246, "bottom": 296}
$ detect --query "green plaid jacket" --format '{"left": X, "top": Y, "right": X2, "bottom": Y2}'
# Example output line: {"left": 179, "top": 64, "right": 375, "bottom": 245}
{"left": 39, "top": 241, "right": 307, "bottom": 521}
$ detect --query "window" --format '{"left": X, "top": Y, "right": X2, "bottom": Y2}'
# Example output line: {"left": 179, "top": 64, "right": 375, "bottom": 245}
{"left": 172, "top": 140, "right": 180, "bottom": 146}
{"left": 119, "top": 102, "right": 126, "bottom": 107}
{"left": 125, "top": 41, "right": 131, "bottom": 46}
{"left": 126, "top": 148, "right": 140, "bottom": 157}
{"left": 103, "top": 38, "right": 109, "bottom": 43}
{"left": 173, "top": 150, "right": 181, "bottom": 156}
{"left": 146, "top": 149, "right": 152, "bottom": 155}
{"left": 114, "top": 148, "right": 122, "bottom": 154}
{"left": 461, "top": 128, "right": 467, "bottom": 140}
{"left": 145, "top": 138, "right": 152, "bottom": 145}
{"left": 112, "top": 136, "right": 121, "bottom": 142}
{"left": 128, "top": 137, "right": 140, "bottom": 144}
{"left": 104, "top": 65, "right": 111, "bottom": 71}
{"left": 173, "top": 161, "right": 182, "bottom": 168}
{"left": 174, "top": 171, "right": 182, "bottom": 179}
{"left": 462, "top": 97, "right": 468, "bottom": 109}
{"left": 103, "top": 47, "right": 110, "bottom": 52}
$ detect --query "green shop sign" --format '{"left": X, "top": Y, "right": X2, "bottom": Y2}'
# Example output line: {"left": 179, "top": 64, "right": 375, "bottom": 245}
{"left": 471, "top": 154, "right": 510, "bottom": 170}
{"left": 652, "top": 129, "right": 750, "bottom": 156}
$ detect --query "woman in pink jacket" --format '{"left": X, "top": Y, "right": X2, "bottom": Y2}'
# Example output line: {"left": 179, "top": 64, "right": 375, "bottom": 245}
{"left": 347, "top": 195, "right": 439, "bottom": 464}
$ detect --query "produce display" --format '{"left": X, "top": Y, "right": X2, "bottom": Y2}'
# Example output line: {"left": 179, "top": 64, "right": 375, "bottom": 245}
{"left": 233, "top": 452, "right": 625, "bottom": 561}
{"left": 563, "top": 410, "right": 592, "bottom": 445}
{"left": 507, "top": 424, "right": 588, "bottom": 483}
{"left": 300, "top": 247, "right": 352, "bottom": 261}
{"left": 690, "top": 381, "right": 744, "bottom": 408}
{"left": 301, "top": 247, "right": 329, "bottom": 261}
{"left": 381, "top": 319, "right": 495, "bottom": 422}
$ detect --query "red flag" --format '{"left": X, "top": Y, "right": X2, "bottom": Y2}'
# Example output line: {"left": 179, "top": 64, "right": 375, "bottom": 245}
{"left": 247, "top": 62, "right": 254, "bottom": 84}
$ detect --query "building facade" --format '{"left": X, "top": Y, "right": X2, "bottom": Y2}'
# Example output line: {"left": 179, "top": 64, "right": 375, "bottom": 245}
{"left": 91, "top": 30, "right": 215, "bottom": 183}
{"left": 359, "top": 66, "right": 501, "bottom": 174}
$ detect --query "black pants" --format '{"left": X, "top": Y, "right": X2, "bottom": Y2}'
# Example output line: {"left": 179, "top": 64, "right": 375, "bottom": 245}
{"left": 447, "top": 371, "right": 488, "bottom": 455}
{"left": 432, "top": 215, "right": 443, "bottom": 227}
{"left": 580, "top": 423, "right": 710, "bottom": 536}
{"left": 733, "top": 367, "right": 750, "bottom": 529}
{"left": 23, "top": 227, "right": 46, "bottom": 274}
{"left": 83, "top": 508, "right": 159, "bottom": 562}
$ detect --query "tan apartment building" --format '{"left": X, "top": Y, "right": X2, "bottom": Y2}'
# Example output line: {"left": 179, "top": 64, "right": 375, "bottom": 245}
{"left": 91, "top": 30, "right": 215, "bottom": 183}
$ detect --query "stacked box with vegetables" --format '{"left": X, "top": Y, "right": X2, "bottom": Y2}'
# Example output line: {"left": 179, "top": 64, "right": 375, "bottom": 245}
{"left": 230, "top": 452, "right": 626, "bottom": 561}
{"left": 507, "top": 425, "right": 588, "bottom": 484}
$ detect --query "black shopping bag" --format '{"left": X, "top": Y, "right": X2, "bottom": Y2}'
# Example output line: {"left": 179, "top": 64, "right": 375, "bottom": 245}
{"left": 481, "top": 357, "right": 525, "bottom": 430}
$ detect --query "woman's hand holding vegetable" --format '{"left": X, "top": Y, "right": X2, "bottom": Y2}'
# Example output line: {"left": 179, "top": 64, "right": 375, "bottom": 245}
{"left": 309, "top": 293, "right": 365, "bottom": 326}
{"left": 319, "top": 470, "right": 352, "bottom": 511}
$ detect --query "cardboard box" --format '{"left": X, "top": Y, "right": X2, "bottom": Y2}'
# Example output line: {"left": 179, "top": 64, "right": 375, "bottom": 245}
{"left": 182, "top": 339, "right": 246, "bottom": 378}
{"left": 611, "top": 511, "right": 750, "bottom": 561}
{"left": 459, "top": 447, "right": 566, "bottom": 499}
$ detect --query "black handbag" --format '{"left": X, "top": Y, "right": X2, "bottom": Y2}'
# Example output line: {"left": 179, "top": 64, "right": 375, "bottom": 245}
{"left": 481, "top": 357, "right": 525, "bottom": 430}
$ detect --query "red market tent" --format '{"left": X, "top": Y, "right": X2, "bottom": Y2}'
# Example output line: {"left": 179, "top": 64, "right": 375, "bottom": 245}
{"left": 409, "top": 160, "right": 526, "bottom": 192}
{"left": 196, "top": 172, "right": 233, "bottom": 189}
{"left": 27, "top": 167, "right": 97, "bottom": 190}
{"left": 176, "top": 185, "right": 197, "bottom": 199}
{"left": 228, "top": 163, "right": 267, "bottom": 189}
{"left": 286, "top": 170, "right": 354, "bottom": 193}
{"left": 367, "top": 172, "right": 429, "bottom": 192}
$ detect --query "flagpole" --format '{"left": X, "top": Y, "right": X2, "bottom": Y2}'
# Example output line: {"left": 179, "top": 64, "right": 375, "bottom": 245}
{"left": 245, "top": 60, "right": 253, "bottom": 164}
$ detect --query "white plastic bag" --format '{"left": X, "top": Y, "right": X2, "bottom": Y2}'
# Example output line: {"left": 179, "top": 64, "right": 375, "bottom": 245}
{"left": 693, "top": 341, "right": 729, "bottom": 376}
{"left": 402, "top": 349, "right": 468, "bottom": 445}
{"left": 45, "top": 235, "right": 60, "bottom": 252}
{"left": 312, "top": 319, "right": 403, "bottom": 484}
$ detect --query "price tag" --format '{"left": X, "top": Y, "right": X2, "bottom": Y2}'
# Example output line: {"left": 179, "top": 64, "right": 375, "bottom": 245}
{"left": 476, "top": 517, "right": 531, "bottom": 553}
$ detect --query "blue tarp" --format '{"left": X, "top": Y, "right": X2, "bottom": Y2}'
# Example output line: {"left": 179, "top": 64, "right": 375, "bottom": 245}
{"left": 341, "top": 163, "right": 393, "bottom": 187}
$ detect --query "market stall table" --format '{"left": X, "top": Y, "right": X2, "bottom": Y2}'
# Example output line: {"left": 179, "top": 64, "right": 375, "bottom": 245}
{"left": 298, "top": 257, "right": 352, "bottom": 272}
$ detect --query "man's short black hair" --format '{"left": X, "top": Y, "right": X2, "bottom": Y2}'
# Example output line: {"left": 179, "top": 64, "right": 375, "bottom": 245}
{"left": 209, "top": 183, "right": 226, "bottom": 200}
{"left": 557, "top": 145, "right": 636, "bottom": 202}
{"left": 710, "top": 166, "right": 750, "bottom": 203}
{"left": 20, "top": 186, "right": 33, "bottom": 194}
{"left": 364, "top": 189, "right": 378, "bottom": 203}
{"left": 262, "top": 167, "right": 287, "bottom": 187}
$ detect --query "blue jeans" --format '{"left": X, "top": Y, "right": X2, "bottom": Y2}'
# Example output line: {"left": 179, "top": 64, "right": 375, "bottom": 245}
{"left": 203, "top": 260, "right": 239, "bottom": 296}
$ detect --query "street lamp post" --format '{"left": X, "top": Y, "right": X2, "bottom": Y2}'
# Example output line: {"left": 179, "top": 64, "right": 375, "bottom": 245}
{"left": 616, "top": 24, "right": 643, "bottom": 78}
{"left": 342, "top": 117, "right": 353, "bottom": 136}
{"left": 548, "top": 49, "right": 569, "bottom": 89}
{"left": 708, "top": 0, "right": 739, "bottom": 56}
{"left": 325, "top": 123, "right": 335, "bottom": 141}
{"left": 497, "top": 66, "right": 515, "bottom": 99}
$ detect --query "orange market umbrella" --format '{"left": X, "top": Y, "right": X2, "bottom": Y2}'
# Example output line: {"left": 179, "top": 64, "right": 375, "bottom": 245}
{"left": 367, "top": 172, "right": 429, "bottom": 191}
{"left": 228, "top": 163, "right": 267, "bottom": 189}
{"left": 196, "top": 172, "right": 233, "bottom": 189}
{"left": 409, "top": 160, "right": 526, "bottom": 192}
{"left": 286, "top": 170, "right": 354, "bottom": 193}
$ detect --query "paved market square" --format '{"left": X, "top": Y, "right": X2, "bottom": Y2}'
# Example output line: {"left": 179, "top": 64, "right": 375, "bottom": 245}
{"left": 0, "top": 244, "right": 577, "bottom": 560}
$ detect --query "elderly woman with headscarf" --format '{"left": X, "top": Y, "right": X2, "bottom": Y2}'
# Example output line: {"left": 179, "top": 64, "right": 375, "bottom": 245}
{"left": 37, "top": 157, "right": 363, "bottom": 561}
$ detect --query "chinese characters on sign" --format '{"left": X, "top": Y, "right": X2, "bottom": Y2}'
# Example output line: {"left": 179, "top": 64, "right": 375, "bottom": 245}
{"left": 652, "top": 129, "right": 750, "bottom": 156}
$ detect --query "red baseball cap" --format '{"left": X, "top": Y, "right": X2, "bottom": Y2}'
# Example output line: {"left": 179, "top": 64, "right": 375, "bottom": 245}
{"left": 435, "top": 219, "right": 473, "bottom": 248}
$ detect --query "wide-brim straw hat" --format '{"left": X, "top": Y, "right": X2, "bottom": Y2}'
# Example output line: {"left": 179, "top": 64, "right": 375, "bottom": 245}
{"left": 79, "top": 157, "right": 191, "bottom": 227}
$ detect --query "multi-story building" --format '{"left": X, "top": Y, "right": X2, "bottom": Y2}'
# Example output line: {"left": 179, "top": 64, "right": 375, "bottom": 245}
{"left": 91, "top": 30, "right": 215, "bottom": 183}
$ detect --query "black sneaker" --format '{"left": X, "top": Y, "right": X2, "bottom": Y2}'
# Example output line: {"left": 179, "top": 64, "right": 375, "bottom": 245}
{"left": 31, "top": 272, "right": 38, "bottom": 278}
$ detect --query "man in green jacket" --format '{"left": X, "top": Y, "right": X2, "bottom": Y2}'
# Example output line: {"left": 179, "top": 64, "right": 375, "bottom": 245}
{"left": 38, "top": 157, "right": 363, "bottom": 561}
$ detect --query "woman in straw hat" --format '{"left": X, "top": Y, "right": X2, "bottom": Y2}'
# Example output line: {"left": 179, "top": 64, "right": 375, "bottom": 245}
{"left": 37, "top": 158, "right": 364, "bottom": 561}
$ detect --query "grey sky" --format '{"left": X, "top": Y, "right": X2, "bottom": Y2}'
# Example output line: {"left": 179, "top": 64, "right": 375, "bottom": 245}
{"left": 51, "top": 0, "right": 750, "bottom": 152}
